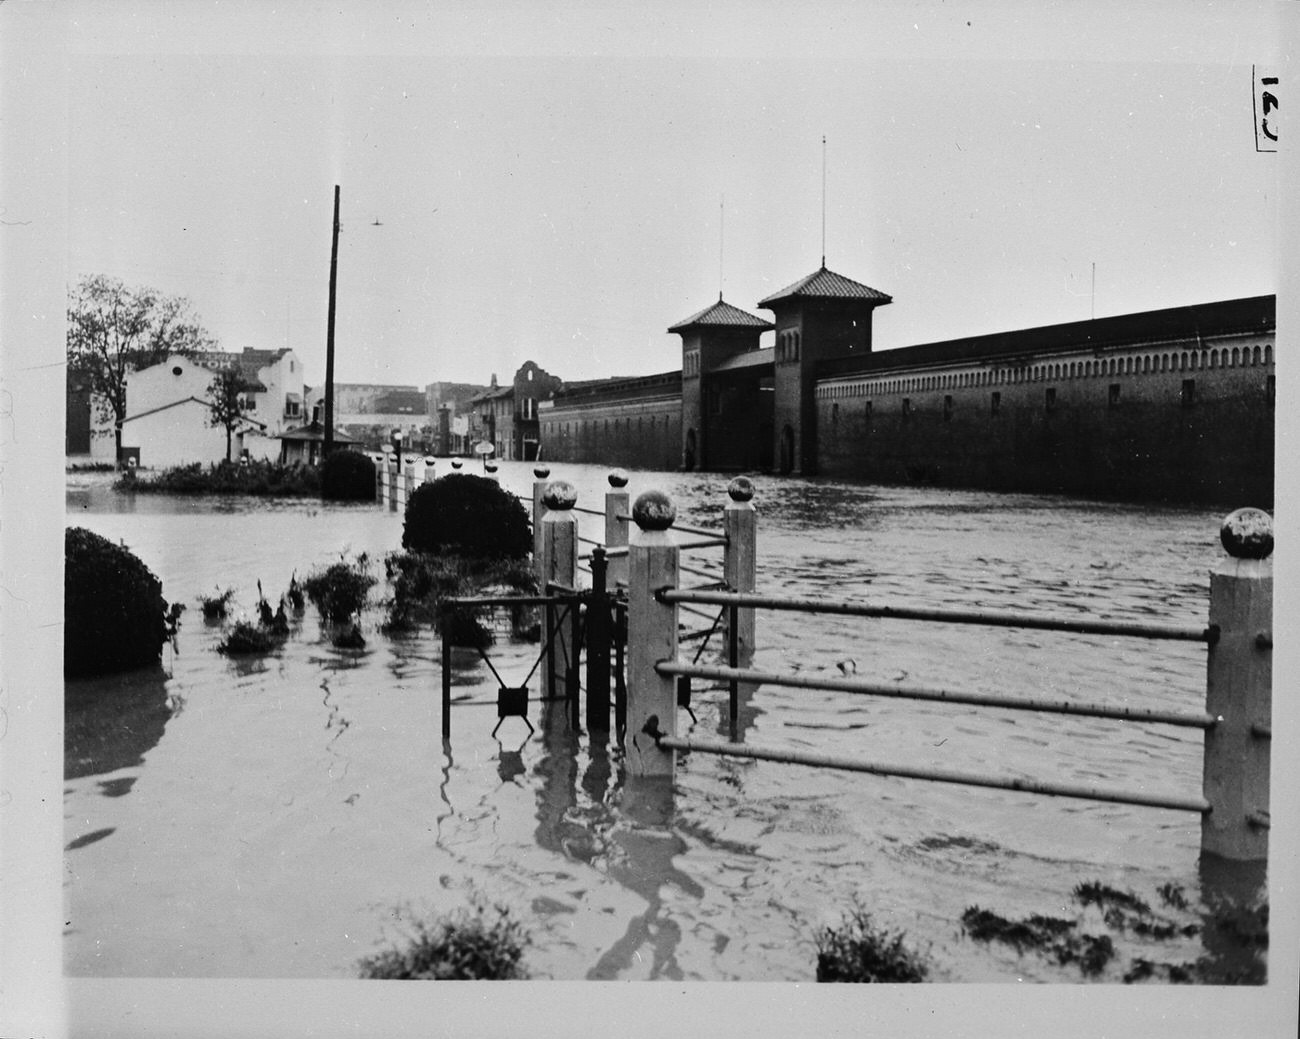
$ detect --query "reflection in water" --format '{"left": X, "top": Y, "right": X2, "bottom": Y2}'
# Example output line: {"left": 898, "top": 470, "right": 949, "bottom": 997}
{"left": 528, "top": 696, "right": 702, "bottom": 980}
{"left": 65, "top": 666, "right": 175, "bottom": 780}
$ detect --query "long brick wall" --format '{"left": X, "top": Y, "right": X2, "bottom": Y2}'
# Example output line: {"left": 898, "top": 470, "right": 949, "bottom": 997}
{"left": 539, "top": 388, "right": 682, "bottom": 470}
{"left": 815, "top": 332, "right": 1274, "bottom": 506}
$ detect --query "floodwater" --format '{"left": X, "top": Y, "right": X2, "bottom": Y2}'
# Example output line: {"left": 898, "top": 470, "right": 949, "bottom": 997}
{"left": 62, "top": 461, "right": 1262, "bottom": 981}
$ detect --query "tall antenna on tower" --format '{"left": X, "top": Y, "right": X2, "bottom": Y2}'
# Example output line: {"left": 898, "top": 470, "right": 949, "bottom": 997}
{"left": 821, "top": 134, "right": 827, "bottom": 268}
{"left": 719, "top": 193, "right": 725, "bottom": 300}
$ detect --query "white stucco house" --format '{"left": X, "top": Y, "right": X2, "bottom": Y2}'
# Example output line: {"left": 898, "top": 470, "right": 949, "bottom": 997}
{"left": 90, "top": 348, "right": 305, "bottom": 467}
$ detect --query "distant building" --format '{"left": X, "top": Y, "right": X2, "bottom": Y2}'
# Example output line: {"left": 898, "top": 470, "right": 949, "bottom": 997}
{"left": 537, "top": 262, "right": 1275, "bottom": 506}
{"left": 463, "top": 362, "right": 562, "bottom": 460}
{"left": 85, "top": 348, "right": 303, "bottom": 466}
{"left": 101, "top": 354, "right": 268, "bottom": 467}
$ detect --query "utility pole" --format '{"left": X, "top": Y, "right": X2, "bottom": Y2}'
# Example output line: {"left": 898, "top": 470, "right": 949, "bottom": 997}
{"left": 324, "top": 184, "right": 340, "bottom": 455}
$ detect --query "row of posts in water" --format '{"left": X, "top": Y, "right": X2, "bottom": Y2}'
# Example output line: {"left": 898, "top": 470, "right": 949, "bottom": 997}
{"left": 384, "top": 454, "right": 1272, "bottom": 864}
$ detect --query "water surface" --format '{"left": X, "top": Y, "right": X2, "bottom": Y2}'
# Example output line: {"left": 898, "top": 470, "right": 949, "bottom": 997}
{"left": 63, "top": 462, "right": 1244, "bottom": 980}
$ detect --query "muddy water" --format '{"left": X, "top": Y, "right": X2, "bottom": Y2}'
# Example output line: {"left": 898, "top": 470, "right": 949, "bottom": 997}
{"left": 62, "top": 462, "right": 1248, "bottom": 980}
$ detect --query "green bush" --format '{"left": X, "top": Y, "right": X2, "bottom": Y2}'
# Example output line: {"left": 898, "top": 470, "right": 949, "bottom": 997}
{"left": 321, "top": 449, "right": 377, "bottom": 502}
{"left": 358, "top": 900, "right": 530, "bottom": 980}
{"left": 302, "top": 555, "right": 376, "bottom": 623}
{"left": 815, "top": 905, "right": 929, "bottom": 983}
{"left": 65, "top": 527, "right": 177, "bottom": 678}
{"left": 402, "top": 475, "right": 531, "bottom": 560}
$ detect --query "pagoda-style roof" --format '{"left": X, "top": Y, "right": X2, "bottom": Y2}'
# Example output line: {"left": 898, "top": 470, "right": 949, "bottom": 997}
{"left": 668, "top": 297, "right": 774, "bottom": 334}
{"left": 758, "top": 265, "right": 892, "bottom": 309}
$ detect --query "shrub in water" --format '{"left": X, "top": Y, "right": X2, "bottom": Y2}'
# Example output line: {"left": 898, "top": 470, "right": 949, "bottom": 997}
{"left": 321, "top": 449, "right": 377, "bottom": 502}
{"left": 401, "top": 475, "right": 531, "bottom": 560}
{"left": 200, "top": 587, "right": 235, "bottom": 619}
{"left": 217, "top": 620, "right": 280, "bottom": 655}
{"left": 302, "top": 555, "right": 376, "bottom": 623}
{"left": 358, "top": 900, "right": 530, "bottom": 980}
{"left": 65, "top": 527, "right": 178, "bottom": 678}
{"left": 815, "top": 905, "right": 929, "bottom": 982}
{"left": 382, "top": 551, "right": 539, "bottom": 637}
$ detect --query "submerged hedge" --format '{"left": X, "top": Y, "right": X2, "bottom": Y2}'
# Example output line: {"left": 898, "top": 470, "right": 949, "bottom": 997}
{"left": 321, "top": 450, "right": 377, "bottom": 501}
{"left": 65, "top": 527, "right": 174, "bottom": 678}
{"left": 402, "top": 475, "right": 531, "bottom": 560}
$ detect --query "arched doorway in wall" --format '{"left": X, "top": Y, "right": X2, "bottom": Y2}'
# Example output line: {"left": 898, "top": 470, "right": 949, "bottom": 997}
{"left": 684, "top": 428, "right": 697, "bottom": 471}
{"left": 778, "top": 424, "right": 794, "bottom": 475}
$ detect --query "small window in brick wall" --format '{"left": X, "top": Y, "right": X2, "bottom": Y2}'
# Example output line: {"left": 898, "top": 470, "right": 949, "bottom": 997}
{"left": 1045, "top": 387, "right": 1057, "bottom": 411}
{"left": 990, "top": 391, "right": 1001, "bottom": 416}
{"left": 831, "top": 402, "right": 839, "bottom": 426}
{"left": 1181, "top": 379, "right": 1196, "bottom": 408}
{"left": 1108, "top": 383, "right": 1121, "bottom": 408}
{"left": 1267, "top": 374, "right": 1276, "bottom": 406}
{"left": 902, "top": 397, "right": 912, "bottom": 420}
{"left": 943, "top": 395, "right": 953, "bottom": 422}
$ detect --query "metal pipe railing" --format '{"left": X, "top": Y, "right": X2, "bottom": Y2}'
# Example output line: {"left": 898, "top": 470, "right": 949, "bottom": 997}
{"left": 617, "top": 513, "right": 722, "bottom": 540}
{"left": 654, "top": 660, "right": 1217, "bottom": 729}
{"left": 646, "top": 732, "right": 1212, "bottom": 814}
{"left": 658, "top": 588, "right": 1212, "bottom": 643}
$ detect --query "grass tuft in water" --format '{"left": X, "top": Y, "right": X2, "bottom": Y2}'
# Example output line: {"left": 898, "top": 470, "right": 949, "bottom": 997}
{"left": 814, "top": 905, "right": 929, "bottom": 983}
{"left": 358, "top": 899, "right": 530, "bottom": 980}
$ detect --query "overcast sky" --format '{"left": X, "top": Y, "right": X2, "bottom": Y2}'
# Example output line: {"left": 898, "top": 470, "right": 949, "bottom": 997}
{"left": 60, "top": 1, "right": 1282, "bottom": 390}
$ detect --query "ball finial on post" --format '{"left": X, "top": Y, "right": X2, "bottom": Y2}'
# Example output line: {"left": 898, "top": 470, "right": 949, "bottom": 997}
{"left": 1219, "top": 507, "right": 1273, "bottom": 560}
{"left": 543, "top": 480, "right": 578, "bottom": 511}
{"left": 608, "top": 468, "right": 629, "bottom": 489}
{"left": 631, "top": 489, "right": 676, "bottom": 532}
{"left": 727, "top": 476, "right": 755, "bottom": 503}
{"left": 533, "top": 463, "right": 551, "bottom": 480}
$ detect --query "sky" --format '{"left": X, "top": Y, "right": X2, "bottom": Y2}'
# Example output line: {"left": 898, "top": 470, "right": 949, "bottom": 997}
{"left": 53, "top": 0, "right": 1283, "bottom": 392}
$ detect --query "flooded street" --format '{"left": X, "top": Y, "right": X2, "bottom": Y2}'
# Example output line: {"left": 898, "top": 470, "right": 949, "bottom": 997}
{"left": 62, "top": 461, "right": 1247, "bottom": 981}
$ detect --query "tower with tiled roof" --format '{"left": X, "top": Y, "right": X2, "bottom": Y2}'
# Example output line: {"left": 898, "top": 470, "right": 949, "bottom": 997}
{"left": 759, "top": 265, "right": 891, "bottom": 474}
{"left": 668, "top": 296, "right": 773, "bottom": 471}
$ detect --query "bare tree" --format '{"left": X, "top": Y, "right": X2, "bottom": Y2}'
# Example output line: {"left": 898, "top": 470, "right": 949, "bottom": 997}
{"left": 66, "top": 275, "right": 215, "bottom": 458}
{"left": 206, "top": 366, "right": 250, "bottom": 463}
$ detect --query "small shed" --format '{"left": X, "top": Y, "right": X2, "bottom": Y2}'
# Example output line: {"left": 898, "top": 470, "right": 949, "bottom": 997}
{"left": 277, "top": 421, "right": 361, "bottom": 466}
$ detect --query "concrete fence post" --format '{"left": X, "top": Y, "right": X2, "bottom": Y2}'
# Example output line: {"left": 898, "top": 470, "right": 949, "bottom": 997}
{"left": 388, "top": 460, "right": 399, "bottom": 512}
{"left": 605, "top": 469, "right": 630, "bottom": 591}
{"left": 626, "top": 490, "right": 680, "bottom": 778}
{"left": 532, "top": 464, "right": 551, "bottom": 588}
{"left": 541, "top": 480, "right": 578, "bottom": 704}
{"left": 403, "top": 463, "right": 415, "bottom": 506}
{"left": 379, "top": 454, "right": 391, "bottom": 508}
{"left": 723, "top": 476, "right": 757, "bottom": 667}
{"left": 1202, "top": 507, "right": 1273, "bottom": 862}
{"left": 423, "top": 456, "right": 437, "bottom": 484}
{"left": 375, "top": 456, "right": 384, "bottom": 502}
{"left": 484, "top": 460, "right": 500, "bottom": 484}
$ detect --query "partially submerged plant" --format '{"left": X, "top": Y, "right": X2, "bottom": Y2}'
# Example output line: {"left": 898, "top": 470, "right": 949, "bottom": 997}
{"left": 302, "top": 553, "right": 376, "bottom": 623}
{"left": 814, "top": 905, "right": 929, "bottom": 983}
{"left": 962, "top": 878, "right": 1267, "bottom": 983}
{"left": 217, "top": 620, "right": 281, "bottom": 656}
{"left": 65, "top": 527, "right": 180, "bottom": 678}
{"left": 200, "top": 587, "right": 236, "bottom": 620}
{"left": 358, "top": 899, "right": 530, "bottom": 980}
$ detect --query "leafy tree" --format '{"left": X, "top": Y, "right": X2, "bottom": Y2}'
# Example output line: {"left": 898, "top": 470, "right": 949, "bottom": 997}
{"left": 66, "top": 274, "right": 216, "bottom": 457}
{"left": 206, "top": 366, "right": 252, "bottom": 462}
